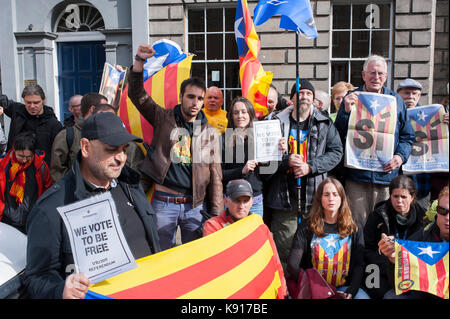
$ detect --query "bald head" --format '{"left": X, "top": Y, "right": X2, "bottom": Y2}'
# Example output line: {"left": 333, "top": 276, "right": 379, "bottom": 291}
{"left": 205, "top": 86, "right": 224, "bottom": 111}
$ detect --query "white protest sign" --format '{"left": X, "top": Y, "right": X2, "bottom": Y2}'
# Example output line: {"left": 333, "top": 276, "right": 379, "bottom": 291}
{"left": 253, "top": 120, "right": 283, "bottom": 162}
{"left": 57, "top": 192, "right": 137, "bottom": 284}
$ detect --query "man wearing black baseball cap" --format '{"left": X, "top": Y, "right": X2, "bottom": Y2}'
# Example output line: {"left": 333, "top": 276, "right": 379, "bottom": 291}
{"left": 203, "top": 179, "right": 254, "bottom": 236}
{"left": 23, "top": 112, "right": 161, "bottom": 299}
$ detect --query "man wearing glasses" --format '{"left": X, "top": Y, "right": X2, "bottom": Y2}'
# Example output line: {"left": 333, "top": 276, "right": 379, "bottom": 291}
{"left": 334, "top": 55, "right": 415, "bottom": 227}
{"left": 63, "top": 94, "right": 83, "bottom": 127}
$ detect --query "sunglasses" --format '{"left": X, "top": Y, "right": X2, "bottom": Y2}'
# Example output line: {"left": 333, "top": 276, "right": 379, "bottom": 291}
{"left": 436, "top": 206, "right": 449, "bottom": 216}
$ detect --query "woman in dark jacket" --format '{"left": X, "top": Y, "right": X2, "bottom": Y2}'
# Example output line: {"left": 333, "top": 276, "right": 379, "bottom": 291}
{"left": 287, "top": 177, "right": 369, "bottom": 299}
{"left": 363, "top": 175, "right": 426, "bottom": 299}
{"left": 221, "top": 97, "right": 286, "bottom": 217}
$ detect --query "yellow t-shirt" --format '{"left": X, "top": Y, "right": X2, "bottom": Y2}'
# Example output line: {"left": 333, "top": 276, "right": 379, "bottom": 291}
{"left": 203, "top": 108, "right": 228, "bottom": 134}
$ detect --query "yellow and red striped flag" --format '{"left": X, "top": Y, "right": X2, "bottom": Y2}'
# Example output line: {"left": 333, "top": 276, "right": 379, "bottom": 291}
{"left": 118, "top": 44, "right": 193, "bottom": 151}
{"left": 235, "top": 0, "right": 273, "bottom": 119}
{"left": 117, "top": 40, "right": 193, "bottom": 201}
{"left": 86, "top": 214, "right": 287, "bottom": 299}
{"left": 395, "top": 239, "right": 449, "bottom": 299}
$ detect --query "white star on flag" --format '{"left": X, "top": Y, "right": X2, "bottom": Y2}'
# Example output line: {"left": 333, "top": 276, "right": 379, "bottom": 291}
{"left": 370, "top": 99, "right": 380, "bottom": 112}
{"left": 418, "top": 246, "right": 439, "bottom": 259}
{"left": 234, "top": 17, "right": 244, "bottom": 41}
{"left": 324, "top": 236, "right": 338, "bottom": 249}
{"left": 417, "top": 111, "right": 427, "bottom": 122}
{"left": 110, "top": 71, "right": 120, "bottom": 82}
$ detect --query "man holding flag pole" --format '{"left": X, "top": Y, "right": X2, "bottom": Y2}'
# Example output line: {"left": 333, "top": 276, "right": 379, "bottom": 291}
{"left": 249, "top": 0, "right": 342, "bottom": 270}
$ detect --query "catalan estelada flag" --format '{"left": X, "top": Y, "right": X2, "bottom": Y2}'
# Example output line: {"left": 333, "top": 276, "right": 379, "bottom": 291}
{"left": 311, "top": 234, "right": 351, "bottom": 287}
{"left": 345, "top": 92, "right": 397, "bottom": 172}
{"left": 85, "top": 214, "right": 287, "bottom": 299}
{"left": 235, "top": 0, "right": 273, "bottom": 119}
{"left": 395, "top": 239, "right": 449, "bottom": 299}
{"left": 403, "top": 104, "right": 449, "bottom": 174}
{"left": 118, "top": 40, "right": 193, "bottom": 151}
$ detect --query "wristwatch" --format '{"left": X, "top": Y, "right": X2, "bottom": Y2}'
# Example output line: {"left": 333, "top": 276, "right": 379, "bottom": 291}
{"left": 135, "top": 54, "right": 146, "bottom": 62}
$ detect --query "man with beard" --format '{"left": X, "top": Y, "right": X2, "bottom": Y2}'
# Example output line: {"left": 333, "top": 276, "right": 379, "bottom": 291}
{"left": 263, "top": 79, "right": 343, "bottom": 270}
{"left": 23, "top": 112, "right": 160, "bottom": 299}
{"left": 128, "top": 44, "right": 223, "bottom": 251}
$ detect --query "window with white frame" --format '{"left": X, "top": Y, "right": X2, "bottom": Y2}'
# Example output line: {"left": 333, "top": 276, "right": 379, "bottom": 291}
{"left": 331, "top": 2, "right": 392, "bottom": 89}
{"left": 187, "top": 6, "right": 241, "bottom": 110}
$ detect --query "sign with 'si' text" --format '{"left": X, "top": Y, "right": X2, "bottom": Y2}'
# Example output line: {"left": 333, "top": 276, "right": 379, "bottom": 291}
{"left": 57, "top": 192, "right": 137, "bottom": 284}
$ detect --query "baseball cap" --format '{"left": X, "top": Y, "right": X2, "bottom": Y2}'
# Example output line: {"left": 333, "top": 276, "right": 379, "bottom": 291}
{"left": 82, "top": 112, "right": 143, "bottom": 146}
{"left": 226, "top": 179, "right": 253, "bottom": 200}
{"left": 397, "top": 78, "right": 423, "bottom": 92}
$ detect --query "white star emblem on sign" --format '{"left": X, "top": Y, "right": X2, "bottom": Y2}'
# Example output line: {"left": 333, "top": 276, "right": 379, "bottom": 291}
{"left": 418, "top": 246, "right": 439, "bottom": 259}
{"left": 324, "top": 236, "right": 338, "bottom": 249}
{"left": 417, "top": 111, "right": 427, "bottom": 122}
{"left": 370, "top": 99, "right": 380, "bottom": 112}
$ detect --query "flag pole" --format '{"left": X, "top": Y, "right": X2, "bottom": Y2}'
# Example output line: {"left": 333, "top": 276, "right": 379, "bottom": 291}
{"left": 295, "top": 31, "right": 303, "bottom": 223}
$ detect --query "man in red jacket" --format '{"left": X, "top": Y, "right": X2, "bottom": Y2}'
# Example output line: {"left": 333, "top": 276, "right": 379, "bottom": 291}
{"left": 0, "top": 132, "right": 52, "bottom": 233}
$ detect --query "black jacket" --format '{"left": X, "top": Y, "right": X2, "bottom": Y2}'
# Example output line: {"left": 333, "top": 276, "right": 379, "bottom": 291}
{"left": 23, "top": 154, "right": 161, "bottom": 299}
{"left": 263, "top": 106, "right": 343, "bottom": 216}
{"left": 363, "top": 200, "right": 425, "bottom": 298}
{"left": 0, "top": 95, "right": 63, "bottom": 165}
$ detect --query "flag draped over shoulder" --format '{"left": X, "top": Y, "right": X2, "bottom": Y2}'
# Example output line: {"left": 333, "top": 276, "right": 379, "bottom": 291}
{"left": 345, "top": 92, "right": 397, "bottom": 172}
{"left": 118, "top": 39, "right": 193, "bottom": 149}
{"left": 86, "top": 214, "right": 287, "bottom": 299}
{"left": 235, "top": 0, "right": 273, "bottom": 119}
{"left": 403, "top": 104, "right": 449, "bottom": 174}
{"left": 395, "top": 239, "right": 449, "bottom": 299}
{"left": 253, "top": 0, "right": 318, "bottom": 38}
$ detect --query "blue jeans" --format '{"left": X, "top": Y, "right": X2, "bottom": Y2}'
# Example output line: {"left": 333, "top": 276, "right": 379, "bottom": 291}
{"left": 337, "top": 286, "right": 371, "bottom": 299}
{"left": 152, "top": 191, "right": 205, "bottom": 251}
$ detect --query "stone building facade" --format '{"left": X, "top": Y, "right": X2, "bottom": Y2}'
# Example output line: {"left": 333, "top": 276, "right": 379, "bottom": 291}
{"left": 0, "top": 0, "right": 448, "bottom": 124}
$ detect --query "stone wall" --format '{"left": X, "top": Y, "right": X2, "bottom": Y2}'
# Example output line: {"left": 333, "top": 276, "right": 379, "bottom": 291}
{"left": 148, "top": 0, "right": 444, "bottom": 101}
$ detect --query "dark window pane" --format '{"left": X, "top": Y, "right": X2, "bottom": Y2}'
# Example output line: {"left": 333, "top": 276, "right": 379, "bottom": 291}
{"left": 225, "top": 34, "right": 238, "bottom": 60}
{"left": 378, "top": 4, "right": 391, "bottom": 29}
{"left": 207, "top": 62, "right": 224, "bottom": 88}
{"left": 207, "top": 9, "right": 223, "bottom": 32}
{"left": 332, "top": 31, "right": 350, "bottom": 58}
{"left": 188, "top": 9, "right": 204, "bottom": 32}
{"left": 350, "top": 61, "right": 365, "bottom": 88}
{"left": 352, "top": 4, "right": 370, "bottom": 29}
{"left": 352, "top": 31, "right": 369, "bottom": 58}
{"left": 226, "top": 62, "right": 240, "bottom": 89}
{"left": 191, "top": 63, "right": 205, "bottom": 81}
{"left": 371, "top": 31, "right": 390, "bottom": 56}
{"left": 225, "top": 8, "right": 235, "bottom": 32}
{"left": 331, "top": 61, "right": 349, "bottom": 86}
{"left": 207, "top": 34, "right": 223, "bottom": 60}
{"left": 189, "top": 34, "right": 205, "bottom": 60}
{"left": 333, "top": 5, "right": 350, "bottom": 29}
{"left": 224, "top": 89, "right": 242, "bottom": 112}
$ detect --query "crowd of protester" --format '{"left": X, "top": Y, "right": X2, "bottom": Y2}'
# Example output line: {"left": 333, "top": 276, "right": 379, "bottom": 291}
{"left": 0, "top": 45, "right": 448, "bottom": 300}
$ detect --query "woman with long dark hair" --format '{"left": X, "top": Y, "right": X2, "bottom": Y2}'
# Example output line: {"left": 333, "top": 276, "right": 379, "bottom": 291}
{"left": 363, "top": 175, "right": 426, "bottom": 299}
{"left": 222, "top": 97, "right": 286, "bottom": 217}
{"left": 287, "top": 177, "right": 369, "bottom": 299}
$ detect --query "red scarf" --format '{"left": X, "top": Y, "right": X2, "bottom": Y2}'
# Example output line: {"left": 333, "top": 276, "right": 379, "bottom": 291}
{"left": 8, "top": 152, "right": 34, "bottom": 205}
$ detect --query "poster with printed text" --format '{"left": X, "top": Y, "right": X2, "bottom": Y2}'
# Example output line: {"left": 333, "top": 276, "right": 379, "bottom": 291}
{"left": 57, "top": 192, "right": 137, "bottom": 284}
{"left": 402, "top": 104, "right": 449, "bottom": 174}
{"left": 345, "top": 92, "right": 397, "bottom": 172}
{"left": 253, "top": 120, "right": 283, "bottom": 162}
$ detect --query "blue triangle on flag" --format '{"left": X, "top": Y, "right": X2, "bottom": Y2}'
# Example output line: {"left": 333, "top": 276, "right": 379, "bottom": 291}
{"left": 397, "top": 239, "right": 449, "bottom": 266}
{"left": 407, "top": 105, "right": 442, "bottom": 127}
{"left": 358, "top": 93, "right": 394, "bottom": 116}
{"left": 317, "top": 233, "right": 350, "bottom": 259}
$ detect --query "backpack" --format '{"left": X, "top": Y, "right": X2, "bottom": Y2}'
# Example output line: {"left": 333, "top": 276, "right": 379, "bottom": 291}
{"left": 66, "top": 126, "right": 75, "bottom": 151}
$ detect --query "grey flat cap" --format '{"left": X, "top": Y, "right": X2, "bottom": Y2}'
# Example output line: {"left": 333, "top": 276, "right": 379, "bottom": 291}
{"left": 397, "top": 78, "right": 423, "bottom": 92}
